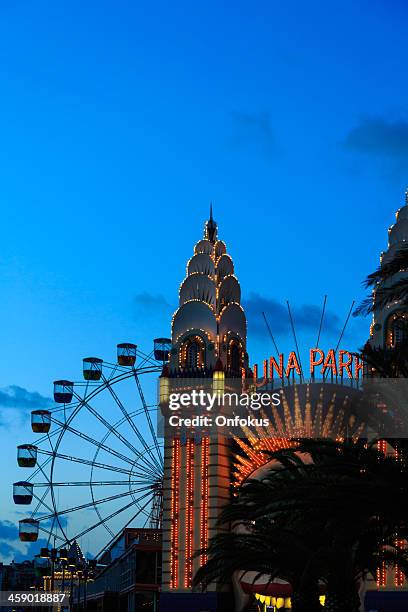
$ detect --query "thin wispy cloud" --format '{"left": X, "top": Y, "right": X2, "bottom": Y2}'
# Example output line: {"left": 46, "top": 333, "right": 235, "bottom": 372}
{"left": 0, "top": 386, "right": 53, "bottom": 429}
{"left": 133, "top": 292, "right": 174, "bottom": 331}
{"left": 229, "top": 111, "right": 279, "bottom": 158}
{"left": 133, "top": 292, "right": 173, "bottom": 332}
{"left": 134, "top": 292, "right": 171, "bottom": 311}
{"left": 244, "top": 292, "right": 340, "bottom": 339}
{"left": 343, "top": 116, "right": 408, "bottom": 160}
{"left": 0, "top": 386, "right": 53, "bottom": 411}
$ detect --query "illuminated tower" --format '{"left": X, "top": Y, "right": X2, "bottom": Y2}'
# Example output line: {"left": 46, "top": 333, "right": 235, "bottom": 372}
{"left": 160, "top": 208, "right": 247, "bottom": 612}
{"left": 370, "top": 191, "right": 408, "bottom": 349}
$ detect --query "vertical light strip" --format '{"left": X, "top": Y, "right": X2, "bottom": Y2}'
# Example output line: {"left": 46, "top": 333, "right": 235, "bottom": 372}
{"left": 377, "top": 560, "right": 387, "bottom": 588}
{"left": 378, "top": 439, "right": 387, "bottom": 455}
{"left": 200, "top": 436, "right": 209, "bottom": 566}
{"left": 395, "top": 538, "right": 405, "bottom": 587}
{"left": 376, "top": 441, "right": 387, "bottom": 588}
{"left": 184, "top": 438, "right": 195, "bottom": 588}
{"left": 170, "top": 438, "right": 180, "bottom": 589}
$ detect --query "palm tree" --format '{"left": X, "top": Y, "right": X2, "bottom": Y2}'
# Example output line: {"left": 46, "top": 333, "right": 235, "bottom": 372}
{"left": 195, "top": 521, "right": 324, "bottom": 612}
{"left": 194, "top": 439, "right": 408, "bottom": 612}
{"left": 195, "top": 519, "right": 324, "bottom": 612}
{"left": 354, "top": 245, "right": 408, "bottom": 316}
{"left": 359, "top": 331, "right": 408, "bottom": 378}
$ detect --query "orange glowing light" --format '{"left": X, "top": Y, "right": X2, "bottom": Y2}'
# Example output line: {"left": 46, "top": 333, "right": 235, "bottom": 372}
{"left": 170, "top": 438, "right": 180, "bottom": 589}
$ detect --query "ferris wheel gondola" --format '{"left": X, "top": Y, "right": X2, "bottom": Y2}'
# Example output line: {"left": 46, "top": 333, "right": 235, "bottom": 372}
{"left": 13, "top": 339, "right": 170, "bottom": 558}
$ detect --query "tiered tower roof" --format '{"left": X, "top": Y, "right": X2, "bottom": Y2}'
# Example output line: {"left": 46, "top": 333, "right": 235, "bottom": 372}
{"left": 170, "top": 208, "right": 247, "bottom": 372}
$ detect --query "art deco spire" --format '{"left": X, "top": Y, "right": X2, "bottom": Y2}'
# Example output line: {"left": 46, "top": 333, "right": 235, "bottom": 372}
{"left": 204, "top": 202, "right": 217, "bottom": 242}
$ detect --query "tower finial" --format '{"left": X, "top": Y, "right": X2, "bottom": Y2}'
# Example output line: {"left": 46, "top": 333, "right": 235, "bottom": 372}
{"left": 204, "top": 202, "right": 217, "bottom": 242}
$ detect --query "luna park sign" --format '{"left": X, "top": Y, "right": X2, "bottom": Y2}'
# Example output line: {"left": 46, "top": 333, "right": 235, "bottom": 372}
{"left": 252, "top": 348, "right": 364, "bottom": 382}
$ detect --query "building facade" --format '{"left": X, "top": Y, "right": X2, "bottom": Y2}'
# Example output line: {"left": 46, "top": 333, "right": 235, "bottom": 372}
{"left": 73, "top": 528, "right": 161, "bottom": 612}
{"left": 0, "top": 559, "right": 42, "bottom": 591}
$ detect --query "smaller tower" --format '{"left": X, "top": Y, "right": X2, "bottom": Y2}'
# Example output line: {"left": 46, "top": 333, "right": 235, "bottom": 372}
{"left": 370, "top": 190, "right": 408, "bottom": 349}
{"left": 160, "top": 208, "right": 248, "bottom": 611}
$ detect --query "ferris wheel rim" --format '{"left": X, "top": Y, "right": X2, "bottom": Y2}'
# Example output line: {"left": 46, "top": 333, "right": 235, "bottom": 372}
{"left": 17, "top": 353, "right": 165, "bottom": 551}
{"left": 48, "top": 363, "right": 162, "bottom": 545}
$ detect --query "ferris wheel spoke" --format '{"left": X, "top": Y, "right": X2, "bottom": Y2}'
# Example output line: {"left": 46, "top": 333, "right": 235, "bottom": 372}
{"left": 25, "top": 457, "right": 53, "bottom": 484}
{"left": 46, "top": 517, "right": 56, "bottom": 548}
{"left": 94, "top": 494, "right": 156, "bottom": 559}
{"left": 101, "top": 375, "right": 162, "bottom": 473}
{"left": 33, "top": 426, "right": 64, "bottom": 447}
{"left": 142, "top": 512, "right": 150, "bottom": 528}
{"left": 37, "top": 524, "right": 66, "bottom": 543}
{"left": 33, "top": 480, "right": 152, "bottom": 487}
{"left": 132, "top": 371, "right": 163, "bottom": 467}
{"left": 72, "top": 390, "right": 159, "bottom": 475}
{"left": 36, "top": 485, "right": 154, "bottom": 522}
{"left": 91, "top": 412, "right": 162, "bottom": 482}
{"left": 30, "top": 486, "right": 53, "bottom": 517}
{"left": 25, "top": 457, "right": 70, "bottom": 543}
{"left": 37, "top": 449, "right": 143, "bottom": 476}
{"left": 136, "top": 348, "right": 158, "bottom": 368}
{"left": 50, "top": 416, "right": 155, "bottom": 476}
{"left": 98, "top": 361, "right": 138, "bottom": 381}
{"left": 73, "top": 491, "right": 154, "bottom": 545}
{"left": 33, "top": 455, "right": 55, "bottom": 489}
{"left": 103, "top": 362, "right": 121, "bottom": 381}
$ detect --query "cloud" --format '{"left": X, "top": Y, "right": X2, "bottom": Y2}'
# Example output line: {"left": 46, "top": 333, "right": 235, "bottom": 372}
{"left": 0, "top": 520, "right": 19, "bottom": 540}
{"left": 229, "top": 111, "right": 278, "bottom": 158}
{"left": 0, "top": 520, "right": 25, "bottom": 562}
{"left": 39, "top": 515, "right": 69, "bottom": 529}
{"left": 343, "top": 116, "right": 408, "bottom": 160}
{"left": 19, "top": 538, "right": 49, "bottom": 562}
{"left": 0, "top": 386, "right": 53, "bottom": 411}
{"left": 134, "top": 292, "right": 171, "bottom": 311}
{"left": 0, "top": 541, "right": 18, "bottom": 558}
{"left": 0, "top": 520, "right": 49, "bottom": 562}
{"left": 133, "top": 292, "right": 173, "bottom": 329}
{"left": 243, "top": 292, "right": 340, "bottom": 339}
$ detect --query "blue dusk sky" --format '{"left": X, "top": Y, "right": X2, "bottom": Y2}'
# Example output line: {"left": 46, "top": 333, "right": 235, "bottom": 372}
{"left": 1, "top": 0, "right": 408, "bottom": 560}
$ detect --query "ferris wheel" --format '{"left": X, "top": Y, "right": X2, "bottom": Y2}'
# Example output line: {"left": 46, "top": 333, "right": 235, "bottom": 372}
{"left": 13, "top": 339, "right": 170, "bottom": 558}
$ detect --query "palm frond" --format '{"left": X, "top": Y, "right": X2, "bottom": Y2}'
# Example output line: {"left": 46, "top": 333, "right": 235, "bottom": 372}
{"left": 358, "top": 338, "right": 408, "bottom": 377}
{"left": 363, "top": 247, "right": 408, "bottom": 288}
{"left": 194, "top": 439, "right": 408, "bottom": 607}
{"left": 354, "top": 280, "right": 408, "bottom": 316}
